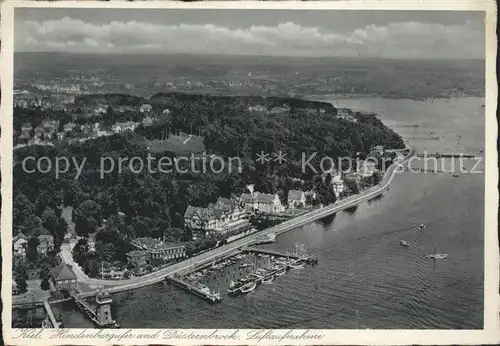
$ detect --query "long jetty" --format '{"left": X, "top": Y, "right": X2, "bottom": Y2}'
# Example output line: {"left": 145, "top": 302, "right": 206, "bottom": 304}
{"left": 43, "top": 299, "right": 62, "bottom": 329}
{"left": 242, "top": 247, "right": 301, "bottom": 260}
{"left": 166, "top": 276, "right": 221, "bottom": 304}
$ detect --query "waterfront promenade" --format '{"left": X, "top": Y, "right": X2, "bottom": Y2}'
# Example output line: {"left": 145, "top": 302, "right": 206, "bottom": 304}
{"left": 62, "top": 146, "right": 414, "bottom": 297}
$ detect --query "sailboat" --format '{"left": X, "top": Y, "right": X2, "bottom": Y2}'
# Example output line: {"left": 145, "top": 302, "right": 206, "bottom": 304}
{"left": 261, "top": 256, "right": 274, "bottom": 283}
{"left": 427, "top": 245, "right": 448, "bottom": 259}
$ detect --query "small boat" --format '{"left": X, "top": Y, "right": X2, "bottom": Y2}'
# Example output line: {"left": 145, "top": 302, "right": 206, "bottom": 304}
{"left": 227, "top": 281, "right": 240, "bottom": 296}
{"left": 275, "top": 267, "right": 286, "bottom": 276}
{"left": 400, "top": 240, "right": 410, "bottom": 247}
{"left": 289, "top": 261, "right": 305, "bottom": 269}
{"left": 428, "top": 253, "right": 448, "bottom": 259}
{"left": 427, "top": 245, "right": 448, "bottom": 260}
{"left": 261, "top": 275, "right": 274, "bottom": 284}
{"left": 418, "top": 224, "right": 426, "bottom": 230}
{"left": 452, "top": 174, "right": 459, "bottom": 178}
{"left": 240, "top": 282, "right": 257, "bottom": 294}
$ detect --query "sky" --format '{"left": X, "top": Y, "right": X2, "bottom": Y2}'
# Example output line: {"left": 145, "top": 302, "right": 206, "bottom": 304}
{"left": 14, "top": 9, "right": 485, "bottom": 59}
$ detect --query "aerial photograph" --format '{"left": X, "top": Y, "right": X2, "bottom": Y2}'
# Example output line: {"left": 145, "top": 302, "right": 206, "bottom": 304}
{"left": 11, "top": 7, "right": 485, "bottom": 329}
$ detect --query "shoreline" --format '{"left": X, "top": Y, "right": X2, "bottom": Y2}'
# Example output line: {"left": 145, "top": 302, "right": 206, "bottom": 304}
{"left": 57, "top": 143, "right": 415, "bottom": 296}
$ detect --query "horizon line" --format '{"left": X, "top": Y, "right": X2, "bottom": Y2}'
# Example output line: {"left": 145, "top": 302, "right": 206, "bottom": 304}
{"left": 14, "top": 51, "right": 485, "bottom": 61}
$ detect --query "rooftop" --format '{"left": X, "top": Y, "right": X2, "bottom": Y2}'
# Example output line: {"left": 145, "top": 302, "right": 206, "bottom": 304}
{"left": 133, "top": 237, "right": 184, "bottom": 251}
{"left": 241, "top": 192, "right": 277, "bottom": 204}
{"left": 126, "top": 250, "right": 149, "bottom": 257}
{"left": 52, "top": 264, "right": 77, "bottom": 281}
{"left": 288, "top": 190, "right": 305, "bottom": 200}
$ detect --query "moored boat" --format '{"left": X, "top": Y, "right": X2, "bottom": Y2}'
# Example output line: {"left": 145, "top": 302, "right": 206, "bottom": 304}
{"left": 262, "top": 275, "right": 274, "bottom": 284}
{"left": 289, "top": 261, "right": 305, "bottom": 269}
{"left": 240, "top": 281, "right": 257, "bottom": 294}
{"left": 275, "top": 266, "right": 286, "bottom": 276}
{"left": 427, "top": 245, "right": 448, "bottom": 259}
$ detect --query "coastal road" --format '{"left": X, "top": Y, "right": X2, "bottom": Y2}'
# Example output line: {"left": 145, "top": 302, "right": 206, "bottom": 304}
{"left": 63, "top": 146, "right": 414, "bottom": 296}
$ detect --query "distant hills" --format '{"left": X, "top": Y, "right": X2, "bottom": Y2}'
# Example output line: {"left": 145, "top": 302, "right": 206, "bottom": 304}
{"left": 15, "top": 52, "right": 485, "bottom": 100}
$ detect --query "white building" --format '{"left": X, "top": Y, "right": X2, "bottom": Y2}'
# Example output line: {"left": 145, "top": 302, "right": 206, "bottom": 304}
{"left": 13, "top": 232, "right": 28, "bottom": 257}
{"left": 241, "top": 192, "right": 285, "bottom": 215}
{"left": 184, "top": 196, "right": 250, "bottom": 239}
{"left": 112, "top": 121, "right": 138, "bottom": 133}
{"left": 288, "top": 190, "right": 306, "bottom": 207}
{"left": 140, "top": 104, "right": 153, "bottom": 113}
{"left": 357, "top": 160, "right": 378, "bottom": 178}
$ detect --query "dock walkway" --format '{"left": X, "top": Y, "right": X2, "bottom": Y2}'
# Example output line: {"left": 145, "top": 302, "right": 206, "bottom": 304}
{"left": 166, "top": 276, "right": 221, "bottom": 304}
{"left": 243, "top": 247, "right": 301, "bottom": 260}
{"left": 43, "top": 299, "right": 61, "bottom": 329}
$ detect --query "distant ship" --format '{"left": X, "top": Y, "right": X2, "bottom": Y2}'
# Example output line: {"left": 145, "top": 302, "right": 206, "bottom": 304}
{"left": 400, "top": 240, "right": 410, "bottom": 247}
{"left": 427, "top": 245, "right": 448, "bottom": 260}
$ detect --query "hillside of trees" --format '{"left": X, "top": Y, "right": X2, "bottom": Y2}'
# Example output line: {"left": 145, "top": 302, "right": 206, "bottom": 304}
{"left": 13, "top": 93, "right": 404, "bottom": 247}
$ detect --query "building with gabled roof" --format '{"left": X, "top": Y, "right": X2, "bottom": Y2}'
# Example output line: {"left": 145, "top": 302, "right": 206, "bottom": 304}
{"left": 51, "top": 264, "right": 78, "bottom": 291}
{"left": 13, "top": 232, "right": 28, "bottom": 257}
{"left": 241, "top": 192, "right": 284, "bottom": 215}
{"left": 288, "top": 190, "right": 306, "bottom": 207}
{"left": 184, "top": 195, "right": 250, "bottom": 239}
{"left": 37, "top": 234, "right": 54, "bottom": 255}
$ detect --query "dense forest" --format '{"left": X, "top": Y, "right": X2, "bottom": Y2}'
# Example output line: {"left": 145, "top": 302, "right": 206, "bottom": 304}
{"left": 13, "top": 92, "right": 404, "bottom": 269}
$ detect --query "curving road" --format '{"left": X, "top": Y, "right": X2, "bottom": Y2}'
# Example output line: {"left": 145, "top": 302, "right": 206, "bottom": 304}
{"left": 62, "top": 146, "right": 414, "bottom": 296}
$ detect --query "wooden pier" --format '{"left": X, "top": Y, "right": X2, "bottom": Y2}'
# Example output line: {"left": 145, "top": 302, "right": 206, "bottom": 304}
{"left": 242, "top": 247, "right": 301, "bottom": 260}
{"left": 43, "top": 299, "right": 62, "bottom": 329}
{"left": 166, "top": 276, "right": 222, "bottom": 304}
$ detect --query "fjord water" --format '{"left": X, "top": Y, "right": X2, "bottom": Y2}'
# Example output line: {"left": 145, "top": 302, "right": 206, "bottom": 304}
{"left": 61, "top": 97, "right": 484, "bottom": 329}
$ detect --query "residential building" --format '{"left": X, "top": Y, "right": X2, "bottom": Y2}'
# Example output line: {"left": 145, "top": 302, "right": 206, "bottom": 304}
{"left": 142, "top": 116, "right": 154, "bottom": 127}
{"left": 88, "top": 233, "right": 96, "bottom": 252}
{"left": 94, "top": 105, "right": 108, "bottom": 115}
{"left": 241, "top": 192, "right": 285, "bottom": 215}
{"left": 37, "top": 234, "right": 54, "bottom": 255}
{"left": 139, "top": 104, "right": 153, "bottom": 113}
{"left": 184, "top": 206, "right": 221, "bottom": 234}
{"left": 51, "top": 264, "right": 78, "bottom": 292}
{"left": 268, "top": 104, "right": 291, "bottom": 114}
{"left": 372, "top": 145, "right": 384, "bottom": 155}
{"left": 125, "top": 250, "right": 149, "bottom": 268}
{"left": 184, "top": 196, "right": 251, "bottom": 238}
{"left": 12, "top": 283, "right": 20, "bottom": 295}
{"left": 21, "top": 123, "right": 33, "bottom": 132}
{"left": 112, "top": 121, "right": 138, "bottom": 133}
{"left": 288, "top": 190, "right": 306, "bottom": 207}
{"left": 131, "top": 237, "right": 186, "bottom": 266}
{"left": 13, "top": 232, "right": 28, "bottom": 258}
{"left": 305, "top": 190, "right": 317, "bottom": 204}
{"left": 63, "top": 123, "right": 77, "bottom": 133}
{"left": 42, "top": 119, "right": 60, "bottom": 134}
{"left": 248, "top": 105, "right": 267, "bottom": 112}
{"left": 18, "top": 130, "right": 31, "bottom": 143}
{"left": 34, "top": 126, "right": 45, "bottom": 138}
{"left": 357, "top": 160, "right": 378, "bottom": 178}
{"left": 322, "top": 168, "right": 345, "bottom": 196}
